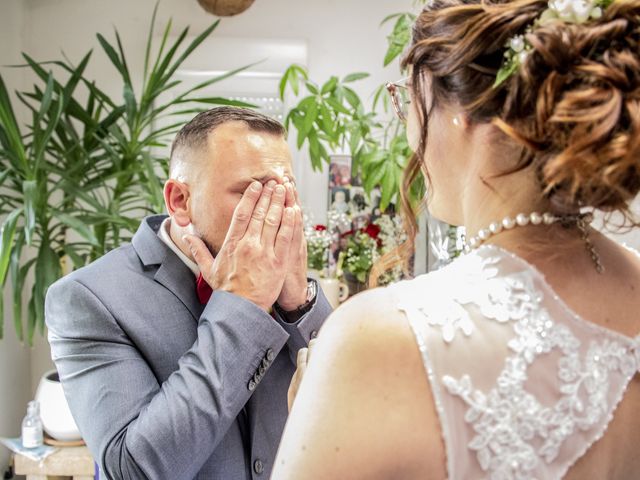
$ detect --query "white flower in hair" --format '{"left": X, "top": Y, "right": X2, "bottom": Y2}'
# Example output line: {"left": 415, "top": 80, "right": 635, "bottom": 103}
{"left": 494, "top": 0, "right": 614, "bottom": 87}
{"left": 543, "top": 0, "right": 603, "bottom": 24}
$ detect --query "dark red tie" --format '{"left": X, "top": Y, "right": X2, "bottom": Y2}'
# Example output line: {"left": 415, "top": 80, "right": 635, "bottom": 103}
{"left": 196, "top": 273, "right": 213, "bottom": 304}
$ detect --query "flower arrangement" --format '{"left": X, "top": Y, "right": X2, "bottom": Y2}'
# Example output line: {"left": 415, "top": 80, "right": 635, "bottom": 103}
{"left": 306, "top": 224, "right": 331, "bottom": 272}
{"left": 339, "top": 214, "right": 407, "bottom": 286}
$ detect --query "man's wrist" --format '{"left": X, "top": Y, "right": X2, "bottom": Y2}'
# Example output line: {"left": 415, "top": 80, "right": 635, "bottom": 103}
{"left": 275, "top": 280, "right": 317, "bottom": 319}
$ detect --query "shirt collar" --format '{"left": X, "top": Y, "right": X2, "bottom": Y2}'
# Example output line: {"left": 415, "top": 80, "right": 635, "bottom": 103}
{"left": 158, "top": 217, "right": 200, "bottom": 278}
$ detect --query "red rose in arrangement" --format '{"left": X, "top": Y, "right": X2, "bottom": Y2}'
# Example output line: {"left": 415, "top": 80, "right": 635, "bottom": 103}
{"left": 363, "top": 223, "right": 381, "bottom": 240}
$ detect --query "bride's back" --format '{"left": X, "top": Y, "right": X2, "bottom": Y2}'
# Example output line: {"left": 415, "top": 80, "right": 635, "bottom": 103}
{"left": 393, "top": 234, "right": 640, "bottom": 480}
{"left": 538, "top": 235, "right": 640, "bottom": 480}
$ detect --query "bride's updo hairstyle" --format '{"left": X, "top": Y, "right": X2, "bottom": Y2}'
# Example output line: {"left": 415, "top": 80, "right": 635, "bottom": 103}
{"left": 372, "top": 0, "right": 640, "bottom": 285}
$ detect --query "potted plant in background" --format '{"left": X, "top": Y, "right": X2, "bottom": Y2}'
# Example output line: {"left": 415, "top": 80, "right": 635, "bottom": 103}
{"left": 0, "top": 3, "right": 253, "bottom": 343}
{"left": 280, "top": 0, "right": 465, "bottom": 288}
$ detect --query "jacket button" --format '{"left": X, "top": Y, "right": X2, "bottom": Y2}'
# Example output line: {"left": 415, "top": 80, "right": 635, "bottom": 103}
{"left": 248, "top": 379, "right": 257, "bottom": 391}
{"left": 310, "top": 330, "right": 318, "bottom": 339}
{"left": 261, "top": 357, "right": 270, "bottom": 368}
{"left": 265, "top": 348, "right": 275, "bottom": 361}
{"left": 253, "top": 459, "right": 264, "bottom": 474}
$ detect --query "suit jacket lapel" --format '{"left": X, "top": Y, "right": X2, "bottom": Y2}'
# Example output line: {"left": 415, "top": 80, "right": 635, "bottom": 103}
{"left": 155, "top": 253, "right": 203, "bottom": 320}
{"left": 132, "top": 215, "right": 203, "bottom": 321}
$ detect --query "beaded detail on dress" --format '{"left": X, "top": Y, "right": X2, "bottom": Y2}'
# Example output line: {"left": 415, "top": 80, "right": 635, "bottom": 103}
{"left": 394, "top": 246, "right": 640, "bottom": 480}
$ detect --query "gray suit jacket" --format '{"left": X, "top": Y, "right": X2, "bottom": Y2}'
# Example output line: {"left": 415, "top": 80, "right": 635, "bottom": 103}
{"left": 45, "top": 215, "right": 332, "bottom": 480}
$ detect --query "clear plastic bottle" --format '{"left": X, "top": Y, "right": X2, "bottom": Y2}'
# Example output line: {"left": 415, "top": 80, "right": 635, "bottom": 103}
{"left": 21, "top": 400, "right": 43, "bottom": 449}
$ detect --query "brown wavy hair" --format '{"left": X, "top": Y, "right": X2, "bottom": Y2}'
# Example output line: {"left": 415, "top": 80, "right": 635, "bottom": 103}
{"left": 371, "top": 0, "right": 640, "bottom": 286}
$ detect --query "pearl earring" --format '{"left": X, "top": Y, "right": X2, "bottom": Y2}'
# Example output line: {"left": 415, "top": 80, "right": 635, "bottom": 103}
{"left": 453, "top": 116, "right": 461, "bottom": 127}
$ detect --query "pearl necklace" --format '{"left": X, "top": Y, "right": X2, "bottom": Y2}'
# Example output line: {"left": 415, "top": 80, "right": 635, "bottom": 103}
{"left": 464, "top": 211, "right": 604, "bottom": 273}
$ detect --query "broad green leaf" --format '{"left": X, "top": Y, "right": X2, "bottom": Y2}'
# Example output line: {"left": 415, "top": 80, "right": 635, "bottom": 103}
{"left": 0, "top": 74, "right": 27, "bottom": 170}
{"left": 97, "top": 33, "right": 128, "bottom": 81}
{"left": 10, "top": 240, "right": 28, "bottom": 342}
{"left": 321, "top": 76, "right": 338, "bottom": 95}
{"left": 281, "top": 64, "right": 308, "bottom": 97}
{"left": 63, "top": 245, "right": 88, "bottom": 270}
{"left": 305, "top": 82, "right": 319, "bottom": 95}
{"left": 0, "top": 278, "right": 4, "bottom": 338}
{"left": 299, "top": 101, "right": 318, "bottom": 148}
{"left": 27, "top": 293, "right": 36, "bottom": 345}
{"left": 319, "top": 103, "right": 335, "bottom": 139}
{"left": 372, "top": 83, "right": 389, "bottom": 113}
{"left": 279, "top": 67, "right": 291, "bottom": 100}
{"left": 0, "top": 169, "right": 10, "bottom": 187}
{"left": 143, "top": 1, "right": 160, "bottom": 87}
{"left": 35, "top": 73, "right": 55, "bottom": 124}
{"left": 114, "top": 30, "right": 133, "bottom": 89}
{"left": 342, "top": 72, "right": 369, "bottom": 83}
{"left": 380, "top": 12, "right": 403, "bottom": 25}
{"left": 343, "top": 87, "right": 361, "bottom": 110}
{"left": 162, "top": 20, "right": 221, "bottom": 85}
{"left": 123, "top": 83, "right": 137, "bottom": 121}
{"left": 0, "top": 208, "right": 21, "bottom": 287}
{"left": 494, "top": 61, "right": 518, "bottom": 88}
{"left": 53, "top": 212, "right": 101, "bottom": 247}
{"left": 325, "top": 98, "right": 351, "bottom": 115}
{"left": 22, "top": 180, "right": 37, "bottom": 245}
{"left": 384, "top": 42, "right": 405, "bottom": 68}
{"left": 141, "top": 152, "right": 164, "bottom": 212}
{"left": 33, "top": 244, "right": 62, "bottom": 337}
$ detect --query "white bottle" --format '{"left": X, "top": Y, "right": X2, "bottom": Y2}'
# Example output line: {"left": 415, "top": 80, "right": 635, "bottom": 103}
{"left": 21, "top": 400, "right": 43, "bottom": 449}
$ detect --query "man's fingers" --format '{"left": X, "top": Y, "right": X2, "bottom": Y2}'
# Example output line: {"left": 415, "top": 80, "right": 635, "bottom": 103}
{"left": 293, "top": 183, "right": 302, "bottom": 208}
{"left": 245, "top": 180, "right": 276, "bottom": 239}
{"left": 288, "top": 346, "right": 309, "bottom": 411}
{"left": 224, "top": 181, "right": 263, "bottom": 243}
{"left": 297, "top": 346, "right": 309, "bottom": 371}
{"left": 183, "top": 234, "right": 215, "bottom": 277}
{"left": 261, "top": 184, "right": 286, "bottom": 247}
{"left": 274, "top": 207, "right": 295, "bottom": 261}
{"left": 307, "top": 338, "right": 318, "bottom": 362}
{"left": 290, "top": 205, "right": 304, "bottom": 254}
{"left": 284, "top": 181, "right": 296, "bottom": 208}
{"left": 295, "top": 347, "right": 309, "bottom": 382}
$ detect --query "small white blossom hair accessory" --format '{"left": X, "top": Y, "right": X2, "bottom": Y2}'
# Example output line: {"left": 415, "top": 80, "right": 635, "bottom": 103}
{"left": 494, "top": 0, "right": 615, "bottom": 87}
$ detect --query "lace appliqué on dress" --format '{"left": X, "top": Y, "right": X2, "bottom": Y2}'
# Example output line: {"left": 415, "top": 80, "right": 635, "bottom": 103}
{"left": 414, "top": 254, "right": 539, "bottom": 344}
{"left": 429, "top": 252, "right": 640, "bottom": 480}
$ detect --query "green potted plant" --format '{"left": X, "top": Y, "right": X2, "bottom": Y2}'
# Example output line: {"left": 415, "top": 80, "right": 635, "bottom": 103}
{"left": 0, "top": 4, "right": 252, "bottom": 343}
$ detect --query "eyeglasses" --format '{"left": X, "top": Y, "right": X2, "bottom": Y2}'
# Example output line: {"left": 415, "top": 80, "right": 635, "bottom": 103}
{"left": 385, "top": 77, "right": 411, "bottom": 122}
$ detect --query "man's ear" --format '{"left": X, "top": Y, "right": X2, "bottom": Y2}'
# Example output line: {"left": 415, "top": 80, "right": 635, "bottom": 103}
{"left": 164, "top": 179, "right": 191, "bottom": 227}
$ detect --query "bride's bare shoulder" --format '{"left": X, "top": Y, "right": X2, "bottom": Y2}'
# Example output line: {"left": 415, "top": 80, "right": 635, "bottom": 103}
{"left": 278, "top": 285, "right": 446, "bottom": 479}
{"left": 318, "top": 286, "right": 412, "bottom": 351}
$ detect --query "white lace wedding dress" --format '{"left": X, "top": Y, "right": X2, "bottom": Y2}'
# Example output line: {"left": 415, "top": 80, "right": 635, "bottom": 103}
{"left": 390, "top": 245, "right": 640, "bottom": 480}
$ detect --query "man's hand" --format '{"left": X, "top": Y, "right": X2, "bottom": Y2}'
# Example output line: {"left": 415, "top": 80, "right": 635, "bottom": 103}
{"left": 287, "top": 338, "right": 317, "bottom": 411}
{"left": 276, "top": 179, "right": 309, "bottom": 311}
{"left": 184, "top": 180, "right": 295, "bottom": 312}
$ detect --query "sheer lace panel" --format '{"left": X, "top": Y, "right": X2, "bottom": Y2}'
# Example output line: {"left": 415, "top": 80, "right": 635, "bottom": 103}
{"left": 392, "top": 246, "right": 640, "bottom": 480}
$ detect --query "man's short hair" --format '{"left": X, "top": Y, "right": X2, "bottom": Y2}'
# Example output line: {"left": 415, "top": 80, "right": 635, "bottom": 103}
{"left": 169, "top": 106, "right": 287, "bottom": 175}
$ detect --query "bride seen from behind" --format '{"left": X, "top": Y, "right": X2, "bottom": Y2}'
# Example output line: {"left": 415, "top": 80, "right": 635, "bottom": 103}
{"left": 272, "top": 0, "right": 640, "bottom": 479}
